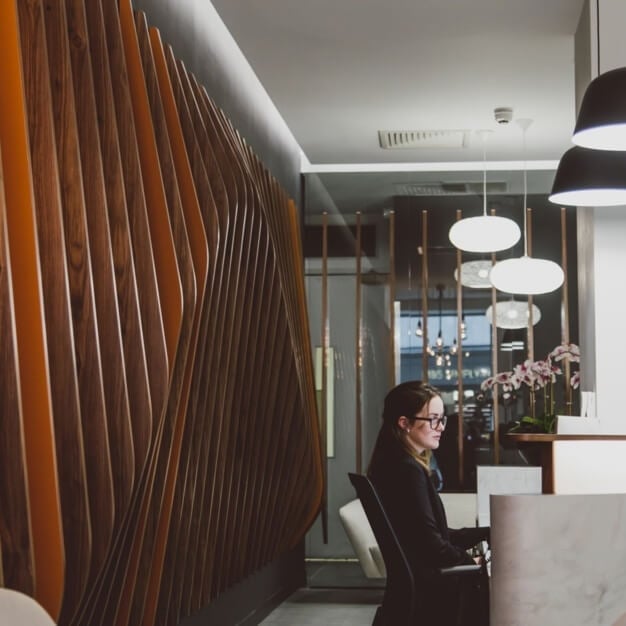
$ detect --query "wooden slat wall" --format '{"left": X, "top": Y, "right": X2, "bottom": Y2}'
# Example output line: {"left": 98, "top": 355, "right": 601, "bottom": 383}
{"left": 0, "top": 1, "right": 322, "bottom": 625}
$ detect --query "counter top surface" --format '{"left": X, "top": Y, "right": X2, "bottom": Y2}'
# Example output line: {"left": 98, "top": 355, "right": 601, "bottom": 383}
{"left": 506, "top": 432, "right": 626, "bottom": 442}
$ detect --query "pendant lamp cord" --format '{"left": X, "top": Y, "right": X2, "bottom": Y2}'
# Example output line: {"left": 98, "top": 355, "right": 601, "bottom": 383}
{"left": 518, "top": 119, "right": 533, "bottom": 257}
{"left": 482, "top": 132, "right": 488, "bottom": 217}
{"left": 523, "top": 128, "right": 528, "bottom": 257}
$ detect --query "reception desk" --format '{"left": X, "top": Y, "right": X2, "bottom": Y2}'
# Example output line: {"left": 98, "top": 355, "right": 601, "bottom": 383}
{"left": 506, "top": 433, "right": 626, "bottom": 493}
{"left": 490, "top": 493, "right": 626, "bottom": 626}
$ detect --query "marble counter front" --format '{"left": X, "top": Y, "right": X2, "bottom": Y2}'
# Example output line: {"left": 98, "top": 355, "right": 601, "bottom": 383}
{"left": 490, "top": 493, "right": 626, "bottom": 626}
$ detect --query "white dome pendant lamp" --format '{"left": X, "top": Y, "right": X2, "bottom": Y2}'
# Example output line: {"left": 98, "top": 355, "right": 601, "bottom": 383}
{"left": 448, "top": 131, "right": 521, "bottom": 253}
{"left": 490, "top": 120, "right": 564, "bottom": 295}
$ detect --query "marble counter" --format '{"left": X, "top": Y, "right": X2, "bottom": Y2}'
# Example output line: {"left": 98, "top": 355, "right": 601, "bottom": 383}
{"left": 490, "top": 493, "right": 626, "bottom": 626}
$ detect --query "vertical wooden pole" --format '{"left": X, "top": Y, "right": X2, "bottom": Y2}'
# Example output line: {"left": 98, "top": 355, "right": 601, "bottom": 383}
{"left": 389, "top": 210, "right": 396, "bottom": 388}
{"left": 561, "top": 207, "right": 572, "bottom": 414}
{"left": 455, "top": 210, "right": 464, "bottom": 487}
{"left": 355, "top": 212, "right": 362, "bottom": 474}
{"left": 490, "top": 209, "right": 500, "bottom": 465}
{"left": 421, "top": 210, "right": 429, "bottom": 382}
{"left": 321, "top": 212, "right": 328, "bottom": 540}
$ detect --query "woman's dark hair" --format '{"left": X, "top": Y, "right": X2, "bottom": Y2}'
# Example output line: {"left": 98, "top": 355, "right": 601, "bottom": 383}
{"left": 368, "top": 380, "right": 440, "bottom": 474}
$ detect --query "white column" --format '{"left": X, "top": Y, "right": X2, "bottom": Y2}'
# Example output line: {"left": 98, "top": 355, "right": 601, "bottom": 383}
{"left": 575, "top": 0, "right": 626, "bottom": 432}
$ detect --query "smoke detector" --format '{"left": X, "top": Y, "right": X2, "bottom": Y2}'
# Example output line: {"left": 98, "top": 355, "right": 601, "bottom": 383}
{"left": 494, "top": 107, "right": 514, "bottom": 125}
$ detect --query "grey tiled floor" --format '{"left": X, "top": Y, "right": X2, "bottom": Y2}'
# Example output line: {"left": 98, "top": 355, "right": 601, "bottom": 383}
{"left": 259, "top": 588, "right": 382, "bottom": 625}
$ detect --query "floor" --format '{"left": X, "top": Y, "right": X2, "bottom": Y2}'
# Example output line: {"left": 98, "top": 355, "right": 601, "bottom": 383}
{"left": 259, "top": 562, "right": 384, "bottom": 626}
{"left": 258, "top": 588, "right": 382, "bottom": 625}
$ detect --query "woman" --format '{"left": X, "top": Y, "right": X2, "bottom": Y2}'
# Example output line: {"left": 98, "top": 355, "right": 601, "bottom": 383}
{"left": 368, "top": 380, "right": 489, "bottom": 626}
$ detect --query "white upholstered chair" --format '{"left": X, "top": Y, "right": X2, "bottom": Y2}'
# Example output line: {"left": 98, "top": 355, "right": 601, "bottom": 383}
{"left": 339, "top": 498, "right": 386, "bottom": 578}
{"left": 339, "top": 492, "right": 479, "bottom": 579}
{"left": 0, "top": 588, "right": 56, "bottom": 626}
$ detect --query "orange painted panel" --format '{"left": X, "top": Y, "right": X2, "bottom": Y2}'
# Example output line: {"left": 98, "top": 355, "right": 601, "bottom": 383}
{"left": 0, "top": 0, "right": 64, "bottom": 618}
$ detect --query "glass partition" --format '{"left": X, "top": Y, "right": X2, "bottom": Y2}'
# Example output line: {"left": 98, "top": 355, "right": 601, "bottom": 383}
{"left": 302, "top": 168, "right": 578, "bottom": 575}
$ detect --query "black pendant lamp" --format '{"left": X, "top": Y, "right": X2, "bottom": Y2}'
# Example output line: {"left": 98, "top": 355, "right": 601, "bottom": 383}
{"left": 549, "top": 146, "right": 626, "bottom": 206}
{"left": 573, "top": 66, "right": 626, "bottom": 151}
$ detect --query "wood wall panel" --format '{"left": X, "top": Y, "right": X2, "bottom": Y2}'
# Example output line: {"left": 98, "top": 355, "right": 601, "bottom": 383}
{"left": 155, "top": 45, "right": 216, "bottom": 626}
{"left": 43, "top": 2, "right": 115, "bottom": 605}
{"left": 0, "top": 150, "right": 34, "bottom": 597}
{"left": 17, "top": 0, "right": 91, "bottom": 621}
{"left": 0, "top": 0, "right": 323, "bottom": 623}
{"left": 0, "top": 0, "right": 64, "bottom": 617}
{"left": 175, "top": 65, "right": 229, "bottom": 619}
{"left": 65, "top": 0, "right": 136, "bottom": 526}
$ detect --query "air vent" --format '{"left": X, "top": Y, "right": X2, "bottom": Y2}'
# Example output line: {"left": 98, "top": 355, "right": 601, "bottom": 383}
{"left": 394, "top": 181, "right": 508, "bottom": 196}
{"left": 378, "top": 129, "right": 470, "bottom": 150}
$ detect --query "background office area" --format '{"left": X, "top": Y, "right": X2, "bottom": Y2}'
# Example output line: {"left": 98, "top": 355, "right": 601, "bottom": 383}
{"left": 2, "top": 0, "right": 626, "bottom": 625}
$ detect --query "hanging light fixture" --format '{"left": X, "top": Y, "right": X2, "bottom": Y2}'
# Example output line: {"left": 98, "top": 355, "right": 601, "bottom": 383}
{"left": 427, "top": 285, "right": 458, "bottom": 367}
{"left": 549, "top": 146, "right": 626, "bottom": 207}
{"left": 490, "top": 120, "right": 564, "bottom": 295}
{"left": 453, "top": 260, "right": 492, "bottom": 288}
{"left": 448, "top": 131, "right": 521, "bottom": 253}
{"left": 485, "top": 299, "right": 541, "bottom": 329}
{"left": 572, "top": 67, "right": 626, "bottom": 151}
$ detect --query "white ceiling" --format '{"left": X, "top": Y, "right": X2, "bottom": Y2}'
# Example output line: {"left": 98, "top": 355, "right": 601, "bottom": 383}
{"left": 209, "top": 0, "right": 587, "bottom": 298}
{"left": 211, "top": 0, "right": 586, "bottom": 168}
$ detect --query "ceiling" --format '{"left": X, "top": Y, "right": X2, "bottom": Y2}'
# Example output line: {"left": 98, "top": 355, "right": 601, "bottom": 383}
{"left": 210, "top": 0, "right": 585, "bottom": 305}
{"left": 211, "top": 0, "right": 585, "bottom": 169}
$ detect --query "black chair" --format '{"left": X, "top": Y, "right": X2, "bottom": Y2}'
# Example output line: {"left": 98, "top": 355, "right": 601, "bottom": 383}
{"left": 348, "top": 473, "right": 482, "bottom": 626}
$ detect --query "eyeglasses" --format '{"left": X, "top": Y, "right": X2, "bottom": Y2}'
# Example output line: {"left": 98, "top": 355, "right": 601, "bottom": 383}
{"left": 413, "top": 414, "right": 447, "bottom": 430}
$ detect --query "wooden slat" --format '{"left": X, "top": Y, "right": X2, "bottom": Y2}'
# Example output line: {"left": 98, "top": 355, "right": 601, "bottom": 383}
{"left": 240, "top": 152, "right": 306, "bottom": 560}
{"left": 192, "top": 85, "right": 255, "bottom": 600}
{"left": 65, "top": 0, "right": 137, "bottom": 527}
{"left": 243, "top": 154, "right": 303, "bottom": 555}
{"left": 208, "top": 103, "right": 270, "bottom": 590}
{"left": 77, "top": 1, "right": 174, "bottom": 625}
{"left": 0, "top": 0, "right": 64, "bottom": 617}
{"left": 17, "top": 0, "right": 91, "bottom": 621}
{"left": 43, "top": 2, "right": 115, "bottom": 608}
{"left": 92, "top": 0, "right": 160, "bottom": 471}
{"left": 185, "top": 78, "right": 238, "bottom": 607}
{"left": 156, "top": 50, "right": 218, "bottom": 625}
{"left": 0, "top": 147, "right": 35, "bottom": 596}
{"left": 131, "top": 21, "right": 206, "bottom": 626}
{"left": 254, "top": 165, "right": 321, "bottom": 552}
{"left": 176, "top": 69, "right": 230, "bottom": 616}
{"left": 111, "top": 3, "right": 188, "bottom": 624}
{"left": 118, "top": 0, "right": 181, "bottom": 364}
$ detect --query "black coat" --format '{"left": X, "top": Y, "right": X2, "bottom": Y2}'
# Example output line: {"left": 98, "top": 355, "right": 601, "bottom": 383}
{"left": 369, "top": 452, "right": 488, "bottom": 576}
